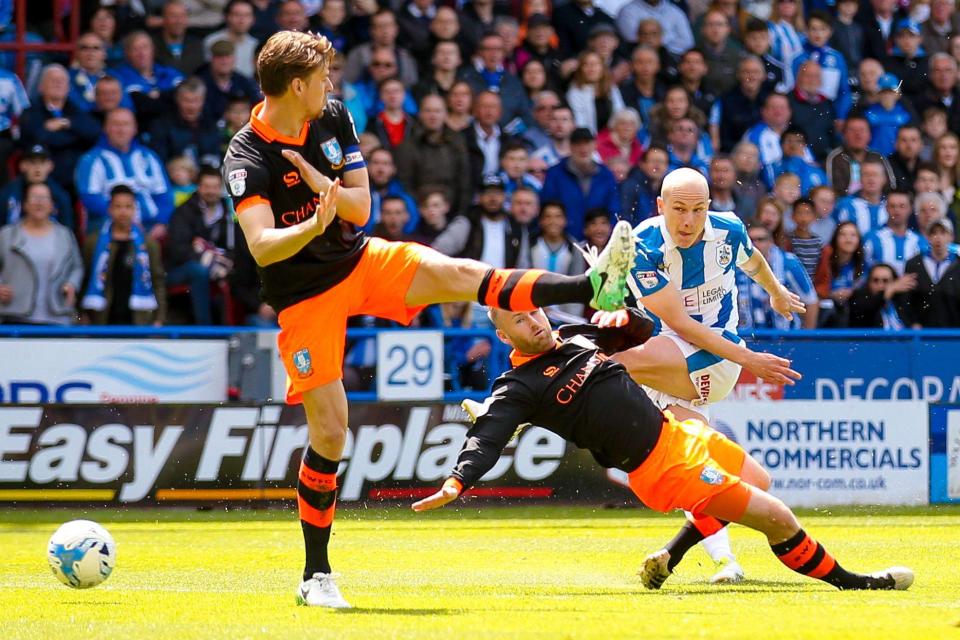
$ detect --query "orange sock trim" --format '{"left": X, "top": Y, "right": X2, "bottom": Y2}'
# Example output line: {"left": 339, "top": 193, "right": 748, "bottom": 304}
{"left": 777, "top": 534, "right": 819, "bottom": 570}
{"left": 298, "top": 495, "right": 337, "bottom": 528}
{"left": 482, "top": 269, "right": 511, "bottom": 307}
{"left": 807, "top": 552, "right": 837, "bottom": 578}
{"left": 690, "top": 514, "right": 725, "bottom": 538}
{"left": 298, "top": 465, "right": 337, "bottom": 493}
{"left": 508, "top": 270, "right": 545, "bottom": 310}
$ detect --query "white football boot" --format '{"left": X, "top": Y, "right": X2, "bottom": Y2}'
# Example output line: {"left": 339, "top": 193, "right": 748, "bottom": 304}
{"left": 870, "top": 566, "right": 914, "bottom": 590}
{"left": 709, "top": 557, "right": 745, "bottom": 584}
{"left": 296, "top": 572, "right": 351, "bottom": 608}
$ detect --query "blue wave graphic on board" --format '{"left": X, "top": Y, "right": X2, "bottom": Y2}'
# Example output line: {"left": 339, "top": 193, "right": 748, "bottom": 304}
{"left": 69, "top": 345, "right": 217, "bottom": 394}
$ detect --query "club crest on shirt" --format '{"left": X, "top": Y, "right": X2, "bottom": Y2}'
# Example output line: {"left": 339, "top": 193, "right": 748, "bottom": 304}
{"left": 700, "top": 466, "right": 725, "bottom": 485}
{"left": 320, "top": 137, "right": 344, "bottom": 169}
{"left": 717, "top": 242, "right": 732, "bottom": 268}
{"left": 293, "top": 348, "right": 313, "bottom": 378}
{"left": 228, "top": 169, "right": 246, "bottom": 196}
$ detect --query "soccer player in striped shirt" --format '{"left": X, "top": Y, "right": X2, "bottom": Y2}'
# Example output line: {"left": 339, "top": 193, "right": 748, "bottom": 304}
{"left": 590, "top": 168, "right": 806, "bottom": 583}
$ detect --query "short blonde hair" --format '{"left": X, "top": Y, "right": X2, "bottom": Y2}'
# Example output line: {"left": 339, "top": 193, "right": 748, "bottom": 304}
{"left": 256, "top": 31, "right": 335, "bottom": 96}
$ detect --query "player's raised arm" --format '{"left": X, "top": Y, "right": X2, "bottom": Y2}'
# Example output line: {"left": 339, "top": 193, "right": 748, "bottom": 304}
{"left": 631, "top": 282, "right": 801, "bottom": 386}
{"left": 413, "top": 390, "right": 535, "bottom": 512}
{"left": 236, "top": 178, "right": 340, "bottom": 267}
{"left": 280, "top": 152, "right": 371, "bottom": 228}
{"left": 740, "top": 250, "right": 807, "bottom": 321}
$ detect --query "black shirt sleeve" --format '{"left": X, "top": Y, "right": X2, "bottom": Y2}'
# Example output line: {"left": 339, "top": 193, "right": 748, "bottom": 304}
{"left": 326, "top": 100, "right": 365, "bottom": 172}
{"left": 450, "top": 380, "right": 537, "bottom": 490}
{"left": 223, "top": 145, "right": 272, "bottom": 212}
{"left": 557, "top": 308, "right": 655, "bottom": 356}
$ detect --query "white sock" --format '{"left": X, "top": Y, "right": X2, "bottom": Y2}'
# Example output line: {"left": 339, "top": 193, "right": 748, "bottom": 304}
{"left": 699, "top": 526, "right": 735, "bottom": 563}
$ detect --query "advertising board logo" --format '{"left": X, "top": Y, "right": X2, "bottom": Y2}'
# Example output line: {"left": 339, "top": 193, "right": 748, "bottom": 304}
{"left": 68, "top": 345, "right": 215, "bottom": 402}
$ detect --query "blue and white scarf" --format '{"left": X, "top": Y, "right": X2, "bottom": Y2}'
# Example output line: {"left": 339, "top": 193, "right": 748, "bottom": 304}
{"left": 81, "top": 220, "right": 157, "bottom": 312}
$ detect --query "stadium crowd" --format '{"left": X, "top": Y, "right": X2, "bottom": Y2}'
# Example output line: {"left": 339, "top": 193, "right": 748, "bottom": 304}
{"left": 2, "top": 0, "right": 960, "bottom": 387}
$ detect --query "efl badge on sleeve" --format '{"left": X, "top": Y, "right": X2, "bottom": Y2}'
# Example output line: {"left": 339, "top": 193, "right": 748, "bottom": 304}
{"left": 635, "top": 270, "right": 659, "bottom": 289}
{"left": 320, "top": 138, "right": 345, "bottom": 169}
{"left": 293, "top": 348, "right": 313, "bottom": 378}
{"left": 228, "top": 169, "right": 246, "bottom": 196}
{"left": 717, "top": 242, "right": 732, "bottom": 268}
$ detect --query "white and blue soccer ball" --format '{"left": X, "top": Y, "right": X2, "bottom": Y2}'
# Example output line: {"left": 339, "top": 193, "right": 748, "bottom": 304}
{"left": 47, "top": 520, "right": 116, "bottom": 589}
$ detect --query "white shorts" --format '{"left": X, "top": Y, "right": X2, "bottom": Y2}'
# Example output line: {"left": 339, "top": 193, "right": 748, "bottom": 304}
{"left": 642, "top": 333, "right": 742, "bottom": 420}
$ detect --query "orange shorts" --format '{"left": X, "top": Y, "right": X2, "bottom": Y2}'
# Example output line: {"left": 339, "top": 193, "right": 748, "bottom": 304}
{"left": 277, "top": 237, "right": 431, "bottom": 403}
{"left": 627, "top": 412, "right": 748, "bottom": 516}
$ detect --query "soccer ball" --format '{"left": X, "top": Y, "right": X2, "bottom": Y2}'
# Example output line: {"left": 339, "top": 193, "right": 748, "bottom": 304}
{"left": 47, "top": 520, "right": 116, "bottom": 589}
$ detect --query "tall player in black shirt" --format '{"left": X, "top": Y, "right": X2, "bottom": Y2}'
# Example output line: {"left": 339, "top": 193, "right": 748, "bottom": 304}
{"left": 222, "top": 31, "right": 639, "bottom": 608}
{"left": 412, "top": 307, "right": 914, "bottom": 593}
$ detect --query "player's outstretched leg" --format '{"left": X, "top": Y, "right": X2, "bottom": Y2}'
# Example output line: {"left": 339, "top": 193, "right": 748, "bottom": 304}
{"left": 704, "top": 485, "right": 914, "bottom": 591}
{"left": 295, "top": 382, "right": 350, "bottom": 608}
{"left": 641, "top": 421, "right": 771, "bottom": 588}
{"left": 404, "top": 221, "right": 637, "bottom": 312}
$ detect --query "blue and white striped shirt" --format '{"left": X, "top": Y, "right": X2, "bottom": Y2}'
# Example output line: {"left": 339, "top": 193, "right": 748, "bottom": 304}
{"left": 0, "top": 68, "right": 29, "bottom": 132}
{"left": 863, "top": 227, "right": 928, "bottom": 275}
{"left": 75, "top": 141, "right": 174, "bottom": 230}
{"left": 768, "top": 20, "right": 804, "bottom": 67}
{"left": 835, "top": 195, "right": 888, "bottom": 237}
{"left": 631, "top": 212, "right": 754, "bottom": 338}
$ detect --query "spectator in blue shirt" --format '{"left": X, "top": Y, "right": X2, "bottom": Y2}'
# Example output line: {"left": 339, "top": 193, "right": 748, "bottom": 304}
{"left": 75, "top": 108, "right": 173, "bottom": 238}
{"left": 864, "top": 73, "right": 916, "bottom": 157}
{"left": 18, "top": 64, "right": 102, "bottom": 192}
{"left": 0, "top": 67, "right": 29, "bottom": 187}
{"left": 791, "top": 11, "right": 852, "bottom": 125}
{"left": 68, "top": 33, "right": 133, "bottom": 113}
{"left": 111, "top": 31, "right": 184, "bottom": 130}
{"left": 738, "top": 223, "right": 819, "bottom": 329}
{"left": 540, "top": 127, "right": 618, "bottom": 240}
{"left": 199, "top": 39, "right": 261, "bottom": 123}
{"left": 666, "top": 117, "right": 711, "bottom": 176}
{"left": 863, "top": 189, "right": 928, "bottom": 275}
{"left": 835, "top": 158, "right": 890, "bottom": 236}
{"left": 745, "top": 92, "right": 794, "bottom": 185}
{"left": 767, "top": 128, "right": 829, "bottom": 195}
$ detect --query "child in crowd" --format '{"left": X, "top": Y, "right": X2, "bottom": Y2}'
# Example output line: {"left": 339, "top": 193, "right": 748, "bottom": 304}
{"left": 920, "top": 107, "right": 949, "bottom": 162}
{"left": 787, "top": 197, "right": 824, "bottom": 278}
{"left": 864, "top": 73, "right": 915, "bottom": 157}
{"left": 167, "top": 156, "right": 198, "bottom": 208}
{"left": 772, "top": 171, "right": 801, "bottom": 233}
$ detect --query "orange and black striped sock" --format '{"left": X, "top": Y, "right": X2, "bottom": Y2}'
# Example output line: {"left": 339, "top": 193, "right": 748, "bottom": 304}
{"left": 298, "top": 446, "right": 338, "bottom": 580}
{"left": 477, "top": 268, "right": 593, "bottom": 311}
{"left": 771, "top": 529, "right": 891, "bottom": 590}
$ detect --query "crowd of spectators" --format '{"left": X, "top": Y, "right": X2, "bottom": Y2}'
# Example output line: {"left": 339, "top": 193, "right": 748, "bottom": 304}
{"left": 3, "top": 0, "right": 960, "bottom": 387}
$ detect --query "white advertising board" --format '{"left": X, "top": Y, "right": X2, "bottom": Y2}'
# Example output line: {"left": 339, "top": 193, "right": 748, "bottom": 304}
{"left": 0, "top": 339, "right": 227, "bottom": 403}
{"left": 711, "top": 401, "right": 929, "bottom": 506}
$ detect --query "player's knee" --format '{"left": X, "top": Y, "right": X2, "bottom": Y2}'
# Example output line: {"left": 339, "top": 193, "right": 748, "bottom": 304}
{"left": 754, "top": 467, "right": 772, "bottom": 491}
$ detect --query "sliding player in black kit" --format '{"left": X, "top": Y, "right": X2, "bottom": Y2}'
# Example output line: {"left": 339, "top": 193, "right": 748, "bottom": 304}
{"left": 413, "top": 307, "right": 914, "bottom": 592}
{"left": 222, "top": 31, "right": 639, "bottom": 607}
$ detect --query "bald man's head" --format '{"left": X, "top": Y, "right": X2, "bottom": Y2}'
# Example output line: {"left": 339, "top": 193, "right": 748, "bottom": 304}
{"left": 657, "top": 168, "right": 711, "bottom": 248}
{"left": 660, "top": 168, "right": 709, "bottom": 201}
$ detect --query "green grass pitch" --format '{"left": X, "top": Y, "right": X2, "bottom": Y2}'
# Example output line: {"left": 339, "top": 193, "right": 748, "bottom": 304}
{"left": 2, "top": 505, "right": 959, "bottom": 640}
